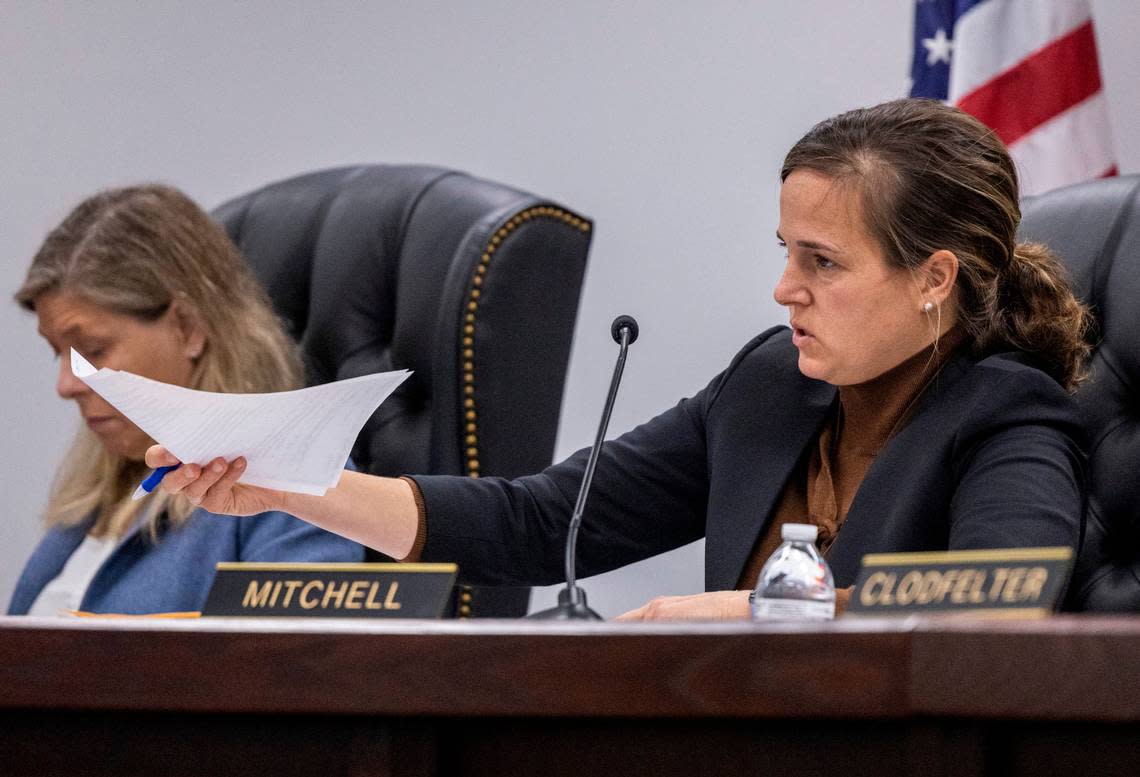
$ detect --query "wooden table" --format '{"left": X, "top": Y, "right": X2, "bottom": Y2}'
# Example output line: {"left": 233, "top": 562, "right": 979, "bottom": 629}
{"left": 1, "top": 615, "right": 1138, "bottom": 776}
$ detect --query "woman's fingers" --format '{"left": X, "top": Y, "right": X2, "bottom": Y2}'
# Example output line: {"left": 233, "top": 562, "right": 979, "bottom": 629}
{"left": 157, "top": 462, "right": 202, "bottom": 495}
{"left": 202, "top": 457, "right": 246, "bottom": 506}
{"left": 613, "top": 603, "right": 650, "bottom": 621}
{"left": 614, "top": 596, "right": 682, "bottom": 621}
{"left": 147, "top": 453, "right": 263, "bottom": 515}
{"left": 614, "top": 591, "right": 751, "bottom": 621}
{"left": 145, "top": 445, "right": 180, "bottom": 469}
{"left": 182, "top": 457, "right": 230, "bottom": 504}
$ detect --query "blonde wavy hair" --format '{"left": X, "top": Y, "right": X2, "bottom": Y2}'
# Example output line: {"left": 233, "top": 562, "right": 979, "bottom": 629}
{"left": 16, "top": 184, "right": 303, "bottom": 538}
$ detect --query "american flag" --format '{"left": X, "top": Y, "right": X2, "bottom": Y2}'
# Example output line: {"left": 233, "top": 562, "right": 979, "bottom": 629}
{"left": 909, "top": 0, "right": 1116, "bottom": 196}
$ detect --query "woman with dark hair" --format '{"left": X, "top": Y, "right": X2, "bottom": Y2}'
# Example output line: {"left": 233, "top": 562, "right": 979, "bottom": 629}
{"left": 149, "top": 99, "right": 1090, "bottom": 618}
{"left": 9, "top": 185, "right": 363, "bottom": 616}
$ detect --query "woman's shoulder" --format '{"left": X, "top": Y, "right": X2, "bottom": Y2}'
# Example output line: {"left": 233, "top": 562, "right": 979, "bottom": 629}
{"left": 953, "top": 349, "right": 1073, "bottom": 403}
{"left": 936, "top": 349, "right": 1086, "bottom": 445}
{"left": 725, "top": 326, "right": 795, "bottom": 369}
{"left": 704, "top": 326, "right": 795, "bottom": 390}
{"left": 971, "top": 350, "right": 1066, "bottom": 381}
{"left": 699, "top": 325, "right": 821, "bottom": 410}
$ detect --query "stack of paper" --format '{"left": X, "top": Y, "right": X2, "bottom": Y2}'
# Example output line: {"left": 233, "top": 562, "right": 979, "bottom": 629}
{"left": 71, "top": 349, "right": 410, "bottom": 495}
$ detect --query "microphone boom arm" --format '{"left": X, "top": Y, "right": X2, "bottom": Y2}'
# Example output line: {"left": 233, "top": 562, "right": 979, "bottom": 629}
{"left": 564, "top": 325, "right": 631, "bottom": 600}
{"left": 529, "top": 315, "right": 638, "bottom": 620}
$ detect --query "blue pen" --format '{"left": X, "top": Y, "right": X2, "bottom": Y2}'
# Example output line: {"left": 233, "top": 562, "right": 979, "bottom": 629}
{"left": 132, "top": 464, "right": 180, "bottom": 501}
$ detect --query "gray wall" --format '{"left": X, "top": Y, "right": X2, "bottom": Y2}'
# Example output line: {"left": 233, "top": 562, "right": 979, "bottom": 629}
{"left": 2, "top": 1, "right": 1137, "bottom": 616}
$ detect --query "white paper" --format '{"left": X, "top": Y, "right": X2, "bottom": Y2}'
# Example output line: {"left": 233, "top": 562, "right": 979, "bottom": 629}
{"left": 71, "top": 349, "right": 410, "bottom": 495}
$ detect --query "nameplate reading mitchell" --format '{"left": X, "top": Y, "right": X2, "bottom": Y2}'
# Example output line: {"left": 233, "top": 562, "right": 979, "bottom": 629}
{"left": 201, "top": 562, "right": 458, "bottom": 618}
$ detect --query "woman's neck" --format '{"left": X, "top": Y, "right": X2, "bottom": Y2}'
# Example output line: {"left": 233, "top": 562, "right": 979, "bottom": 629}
{"left": 836, "top": 328, "right": 966, "bottom": 456}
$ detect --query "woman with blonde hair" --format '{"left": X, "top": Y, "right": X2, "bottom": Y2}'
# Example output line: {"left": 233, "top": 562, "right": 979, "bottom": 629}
{"left": 8, "top": 184, "right": 362, "bottom": 616}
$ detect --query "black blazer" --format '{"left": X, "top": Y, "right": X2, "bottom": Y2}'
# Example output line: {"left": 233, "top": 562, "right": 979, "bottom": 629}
{"left": 414, "top": 327, "right": 1087, "bottom": 590}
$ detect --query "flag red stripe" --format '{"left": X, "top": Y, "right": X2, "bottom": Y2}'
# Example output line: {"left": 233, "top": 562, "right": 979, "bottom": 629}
{"left": 956, "top": 21, "right": 1101, "bottom": 147}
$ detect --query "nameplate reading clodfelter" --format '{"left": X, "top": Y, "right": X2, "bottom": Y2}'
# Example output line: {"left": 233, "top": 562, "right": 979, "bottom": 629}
{"left": 201, "top": 562, "right": 458, "bottom": 618}
{"left": 847, "top": 547, "right": 1073, "bottom": 617}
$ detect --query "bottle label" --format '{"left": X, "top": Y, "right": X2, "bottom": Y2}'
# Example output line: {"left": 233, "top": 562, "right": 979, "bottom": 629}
{"left": 751, "top": 597, "right": 835, "bottom": 621}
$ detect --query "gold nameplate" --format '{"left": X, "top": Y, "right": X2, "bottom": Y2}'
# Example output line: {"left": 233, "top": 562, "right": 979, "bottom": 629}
{"left": 201, "top": 562, "right": 458, "bottom": 618}
{"left": 846, "top": 547, "right": 1074, "bottom": 617}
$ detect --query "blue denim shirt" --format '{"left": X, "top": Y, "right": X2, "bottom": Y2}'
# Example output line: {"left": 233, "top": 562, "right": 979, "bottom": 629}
{"left": 7, "top": 505, "right": 364, "bottom": 615}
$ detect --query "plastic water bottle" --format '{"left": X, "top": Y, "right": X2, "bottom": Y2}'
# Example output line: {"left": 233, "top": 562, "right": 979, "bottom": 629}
{"left": 750, "top": 523, "right": 836, "bottom": 620}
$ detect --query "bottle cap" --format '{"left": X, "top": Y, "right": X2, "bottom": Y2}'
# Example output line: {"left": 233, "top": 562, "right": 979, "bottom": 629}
{"left": 781, "top": 523, "right": 818, "bottom": 543}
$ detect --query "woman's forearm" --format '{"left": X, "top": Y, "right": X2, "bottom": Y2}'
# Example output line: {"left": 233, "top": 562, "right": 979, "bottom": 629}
{"left": 146, "top": 445, "right": 422, "bottom": 558}
{"left": 277, "top": 471, "right": 420, "bottom": 558}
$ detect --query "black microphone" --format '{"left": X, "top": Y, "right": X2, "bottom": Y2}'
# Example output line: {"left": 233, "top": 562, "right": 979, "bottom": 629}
{"left": 529, "top": 315, "right": 640, "bottom": 620}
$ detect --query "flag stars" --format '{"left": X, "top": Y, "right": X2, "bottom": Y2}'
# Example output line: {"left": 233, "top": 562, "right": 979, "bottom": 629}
{"left": 923, "top": 27, "right": 954, "bottom": 66}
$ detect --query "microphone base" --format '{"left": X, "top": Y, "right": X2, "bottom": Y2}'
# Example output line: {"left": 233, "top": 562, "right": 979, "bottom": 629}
{"left": 527, "top": 587, "right": 603, "bottom": 620}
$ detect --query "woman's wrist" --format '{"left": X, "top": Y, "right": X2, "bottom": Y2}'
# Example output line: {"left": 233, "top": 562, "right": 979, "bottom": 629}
{"left": 276, "top": 470, "right": 420, "bottom": 559}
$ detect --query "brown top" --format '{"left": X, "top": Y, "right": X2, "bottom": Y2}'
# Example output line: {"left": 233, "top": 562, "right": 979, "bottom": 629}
{"left": 738, "top": 330, "right": 966, "bottom": 592}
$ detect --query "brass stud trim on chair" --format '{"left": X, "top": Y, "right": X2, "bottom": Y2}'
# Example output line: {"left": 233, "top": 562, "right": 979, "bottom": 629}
{"left": 459, "top": 204, "right": 593, "bottom": 504}
{"left": 457, "top": 586, "right": 474, "bottom": 619}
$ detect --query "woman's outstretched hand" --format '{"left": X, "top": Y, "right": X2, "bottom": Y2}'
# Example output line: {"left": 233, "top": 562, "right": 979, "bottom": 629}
{"left": 615, "top": 587, "right": 855, "bottom": 621}
{"left": 614, "top": 590, "right": 751, "bottom": 621}
{"left": 144, "top": 445, "right": 285, "bottom": 517}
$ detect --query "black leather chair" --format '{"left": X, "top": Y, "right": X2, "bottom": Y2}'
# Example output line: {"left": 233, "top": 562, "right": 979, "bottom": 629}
{"left": 1019, "top": 174, "right": 1140, "bottom": 611}
{"left": 213, "top": 165, "right": 593, "bottom": 617}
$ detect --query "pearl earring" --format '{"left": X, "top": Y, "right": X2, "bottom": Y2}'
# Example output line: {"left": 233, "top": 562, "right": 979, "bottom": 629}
{"left": 922, "top": 301, "right": 935, "bottom": 313}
